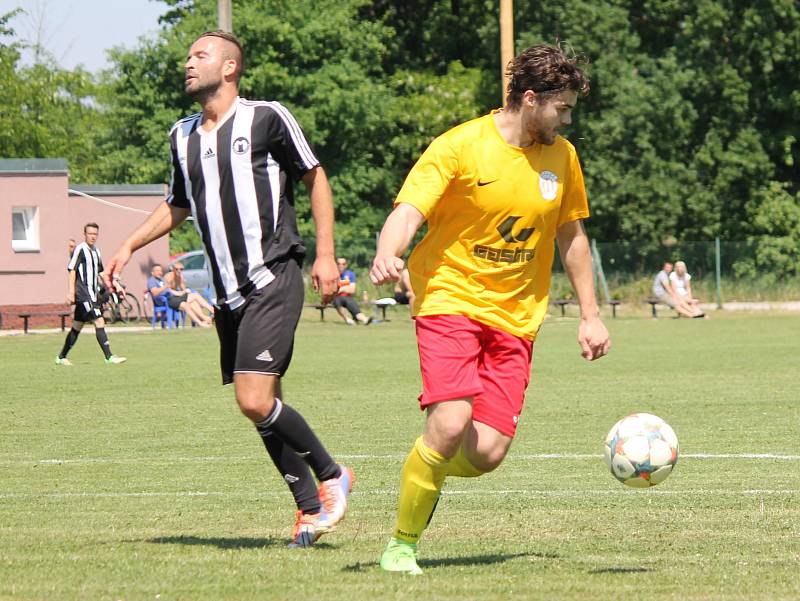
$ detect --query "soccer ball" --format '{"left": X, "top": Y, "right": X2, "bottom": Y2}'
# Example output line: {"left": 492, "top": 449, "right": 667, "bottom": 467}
{"left": 603, "top": 413, "right": 679, "bottom": 488}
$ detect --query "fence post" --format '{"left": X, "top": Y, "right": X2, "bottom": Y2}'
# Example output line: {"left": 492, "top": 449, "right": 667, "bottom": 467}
{"left": 591, "top": 239, "right": 611, "bottom": 304}
{"left": 715, "top": 236, "right": 723, "bottom": 309}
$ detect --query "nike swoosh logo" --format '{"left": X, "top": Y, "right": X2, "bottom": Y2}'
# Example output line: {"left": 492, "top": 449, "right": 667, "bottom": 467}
{"left": 477, "top": 179, "right": 498, "bottom": 187}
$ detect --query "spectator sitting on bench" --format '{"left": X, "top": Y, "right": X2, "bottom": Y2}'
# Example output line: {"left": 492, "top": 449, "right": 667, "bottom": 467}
{"left": 670, "top": 260, "right": 705, "bottom": 318}
{"left": 652, "top": 261, "right": 701, "bottom": 318}
{"left": 332, "top": 257, "right": 372, "bottom": 325}
{"left": 165, "top": 261, "right": 214, "bottom": 327}
{"left": 394, "top": 268, "right": 416, "bottom": 310}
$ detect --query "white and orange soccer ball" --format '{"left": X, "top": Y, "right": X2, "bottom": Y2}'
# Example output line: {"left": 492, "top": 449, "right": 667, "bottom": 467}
{"left": 604, "top": 413, "right": 679, "bottom": 488}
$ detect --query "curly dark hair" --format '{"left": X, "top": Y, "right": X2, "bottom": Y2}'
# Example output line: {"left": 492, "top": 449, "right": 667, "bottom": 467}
{"left": 505, "top": 44, "right": 589, "bottom": 110}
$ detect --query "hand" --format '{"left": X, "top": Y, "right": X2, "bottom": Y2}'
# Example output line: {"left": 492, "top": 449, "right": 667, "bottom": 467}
{"left": 370, "top": 255, "right": 405, "bottom": 285}
{"left": 311, "top": 255, "right": 339, "bottom": 304}
{"left": 577, "top": 315, "right": 610, "bottom": 361}
{"left": 104, "top": 247, "right": 132, "bottom": 292}
{"left": 67, "top": 293, "right": 75, "bottom": 305}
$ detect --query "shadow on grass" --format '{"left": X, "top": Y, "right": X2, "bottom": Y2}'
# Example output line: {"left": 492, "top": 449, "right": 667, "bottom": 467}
{"left": 343, "top": 550, "right": 556, "bottom": 572}
{"left": 146, "top": 535, "right": 283, "bottom": 550}
{"left": 588, "top": 567, "right": 652, "bottom": 574}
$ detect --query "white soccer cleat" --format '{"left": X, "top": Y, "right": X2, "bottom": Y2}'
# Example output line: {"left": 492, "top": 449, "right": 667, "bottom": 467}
{"left": 316, "top": 464, "right": 354, "bottom": 533}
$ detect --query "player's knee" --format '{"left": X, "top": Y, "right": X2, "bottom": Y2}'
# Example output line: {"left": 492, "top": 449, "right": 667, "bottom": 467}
{"left": 427, "top": 418, "right": 470, "bottom": 456}
{"left": 235, "top": 391, "right": 275, "bottom": 422}
{"left": 467, "top": 447, "right": 508, "bottom": 473}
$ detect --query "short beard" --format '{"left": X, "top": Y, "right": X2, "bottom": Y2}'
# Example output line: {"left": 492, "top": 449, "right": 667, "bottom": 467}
{"left": 532, "top": 127, "right": 556, "bottom": 145}
{"left": 186, "top": 79, "right": 221, "bottom": 105}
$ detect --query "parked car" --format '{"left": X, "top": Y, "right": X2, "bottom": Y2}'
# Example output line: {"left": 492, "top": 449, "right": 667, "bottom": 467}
{"left": 167, "top": 250, "right": 211, "bottom": 294}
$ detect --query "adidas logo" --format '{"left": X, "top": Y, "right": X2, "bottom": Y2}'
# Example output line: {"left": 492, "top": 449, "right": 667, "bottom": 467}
{"left": 202, "top": 147, "right": 216, "bottom": 159}
{"left": 255, "top": 348, "right": 273, "bottom": 362}
{"left": 284, "top": 473, "right": 299, "bottom": 484}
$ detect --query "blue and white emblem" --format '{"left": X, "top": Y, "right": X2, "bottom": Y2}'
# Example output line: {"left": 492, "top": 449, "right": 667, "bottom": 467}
{"left": 539, "top": 170, "right": 559, "bottom": 201}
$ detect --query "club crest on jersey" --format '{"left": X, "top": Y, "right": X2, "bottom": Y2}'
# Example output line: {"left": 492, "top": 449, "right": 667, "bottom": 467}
{"left": 232, "top": 136, "right": 250, "bottom": 154}
{"left": 539, "top": 171, "right": 558, "bottom": 201}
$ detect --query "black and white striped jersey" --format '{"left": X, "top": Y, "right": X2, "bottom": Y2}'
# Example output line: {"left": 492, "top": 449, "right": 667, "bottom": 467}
{"left": 67, "top": 242, "right": 104, "bottom": 303}
{"left": 166, "top": 97, "right": 320, "bottom": 309}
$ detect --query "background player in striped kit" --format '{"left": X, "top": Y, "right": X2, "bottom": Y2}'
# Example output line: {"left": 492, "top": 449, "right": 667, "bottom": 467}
{"left": 104, "top": 31, "right": 352, "bottom": 548}
{"left": 55, "top": 222, "right": 126, "bottom": 366}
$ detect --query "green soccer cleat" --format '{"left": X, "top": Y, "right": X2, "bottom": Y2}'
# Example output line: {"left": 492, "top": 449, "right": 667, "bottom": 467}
{"left": 380, "top": 538, "right": 423, "bottom": 575}
{"left": 54, "top": 357, "right": 73, "bottom": 366}
{"left": 105, "top": 355, "right": 127, "bottom": 365}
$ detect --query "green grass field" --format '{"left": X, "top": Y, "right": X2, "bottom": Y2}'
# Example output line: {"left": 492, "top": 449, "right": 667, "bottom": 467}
{"left": 1, "top": 310, "right": 798, "bottom": 600}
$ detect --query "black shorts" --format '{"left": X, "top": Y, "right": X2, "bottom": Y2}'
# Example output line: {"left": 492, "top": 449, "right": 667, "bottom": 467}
{"left": 394, "top": 291, "right": 410, "bottom": 305}
{"left": 214, "top": 260, "right": 304, "bottom": 385}
{"left": 168, "top": 293, "right": 188, "bottom": 311}
{"left": 74, "top": 300, "right": 102, "bottom": 323}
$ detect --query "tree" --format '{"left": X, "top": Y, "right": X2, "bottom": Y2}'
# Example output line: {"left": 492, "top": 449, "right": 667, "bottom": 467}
{"left": 0, "top": 10, "right": 100, "bottom": 182}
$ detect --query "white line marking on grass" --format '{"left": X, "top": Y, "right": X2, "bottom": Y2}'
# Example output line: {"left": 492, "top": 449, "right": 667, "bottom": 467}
{"left": 7, "top": 452, "right": 799, "bottom": 466}
{"left": 0, "top": 489, "right": 798, "bottom": 500}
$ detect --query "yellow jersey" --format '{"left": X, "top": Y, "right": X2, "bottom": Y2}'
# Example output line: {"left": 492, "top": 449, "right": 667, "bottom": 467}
{"left": 396, "top": 110, "right": 589, "bottom": 340}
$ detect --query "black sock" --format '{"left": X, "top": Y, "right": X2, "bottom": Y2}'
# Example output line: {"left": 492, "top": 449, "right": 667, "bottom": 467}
{"left": 59, "top": 328, "right": 80, "bottom": 358}
{"left": 95, "top": 327, "right": 112, "bottom": 359}
{"left": 259, "top": 431, "right": 321, "bottom": 514}
{"left": 254, "top": 398, "right": 341, "bottom": 483}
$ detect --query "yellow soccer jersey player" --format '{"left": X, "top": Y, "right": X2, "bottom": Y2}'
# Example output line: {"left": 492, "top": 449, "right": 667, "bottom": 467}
{"left": 371, "top": 44, "right": 610, "bottom": 577}
{"left": 395, "top": 109, "right": 589, "bottom": 340}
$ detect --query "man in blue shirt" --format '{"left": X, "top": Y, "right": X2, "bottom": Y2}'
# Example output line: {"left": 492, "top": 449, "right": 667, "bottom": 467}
{"left": 332, "top": 257, "right": 372, "bottom": 325}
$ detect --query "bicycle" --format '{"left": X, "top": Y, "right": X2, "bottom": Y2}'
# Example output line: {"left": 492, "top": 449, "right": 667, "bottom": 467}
{"left": 100, "top": 279, "right": 142, "bottom": 324}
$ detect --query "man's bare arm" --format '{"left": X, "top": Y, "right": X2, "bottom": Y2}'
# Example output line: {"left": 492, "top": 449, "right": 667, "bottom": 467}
{"left": 103, "top": 202, "right": 190, "bottom": 289}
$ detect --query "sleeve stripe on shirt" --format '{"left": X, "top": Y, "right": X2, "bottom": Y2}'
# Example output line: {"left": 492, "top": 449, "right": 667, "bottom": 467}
{"left": 263, "top": 101, "right": 319, "bottom": 168}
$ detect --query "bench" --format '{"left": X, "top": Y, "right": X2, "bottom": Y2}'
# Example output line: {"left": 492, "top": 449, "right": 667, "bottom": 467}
{"left": 550, "top": 298, "right": 575, "bottom": 317}
{"left": 17, "top": 311, "right": 72, "bottom": 334}
{"left": 372, "top": 298, "right": 397, "bottom": 321}
{"left": 305, "top": 303, "right": 328, "bottom": 321}
{"left": 646, "top": 298, "right": 670, "bottom": 318}
{"left": 306, "top": 302, "right": 392, "bottom": 322}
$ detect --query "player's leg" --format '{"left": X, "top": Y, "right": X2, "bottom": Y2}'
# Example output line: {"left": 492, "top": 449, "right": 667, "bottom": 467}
{"left": 455, "top": 322, "right": 533, "bottom": 474}
{"left": 56, "top": 309, "right": 85, "bottom": 364}
{"left": 381, "top": 315, "right": 483, "bottom": 575}
{"left": 236, "top": 372, "right": 331, "bottom": 547}
{"left": 228, "top": 261, "right": 351, "bottom": 545}
{"left": 92, "top": 312, "right": 126, "bottom": 363}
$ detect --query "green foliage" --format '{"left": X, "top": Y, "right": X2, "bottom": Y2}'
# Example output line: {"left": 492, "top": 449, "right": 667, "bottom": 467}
{"left": 3, "top": 1, "right": 799, "bottom": 276}
{"left": 0, "top": 10, "right": 100, "bottom": 181}
{"left": 168, "top": 220, "right": 203, "bottom": 255}
{"left": 733, "top": 182, "right": 800, "bottom": 280}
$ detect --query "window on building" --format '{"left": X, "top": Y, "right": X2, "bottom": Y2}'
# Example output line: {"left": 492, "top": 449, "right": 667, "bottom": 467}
{"left": 12, "top": 206, "right": 39, "bottom": 252}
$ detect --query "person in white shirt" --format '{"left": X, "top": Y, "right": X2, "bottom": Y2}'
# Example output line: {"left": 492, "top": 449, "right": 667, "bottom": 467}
{"left": 669, "top": 260, "right": 704, "bottom": 317}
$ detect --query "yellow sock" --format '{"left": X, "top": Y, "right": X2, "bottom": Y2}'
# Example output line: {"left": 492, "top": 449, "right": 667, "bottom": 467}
{"left": 393, "top": 437, "right": 448, "bottom": 544}
{"left": 445, "top": 444, "right": 484, "bottom": 478}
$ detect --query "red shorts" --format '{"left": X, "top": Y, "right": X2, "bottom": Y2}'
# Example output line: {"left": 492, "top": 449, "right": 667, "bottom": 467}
{"left": 415, "top": 315, "right": 534, "bottom": 437}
